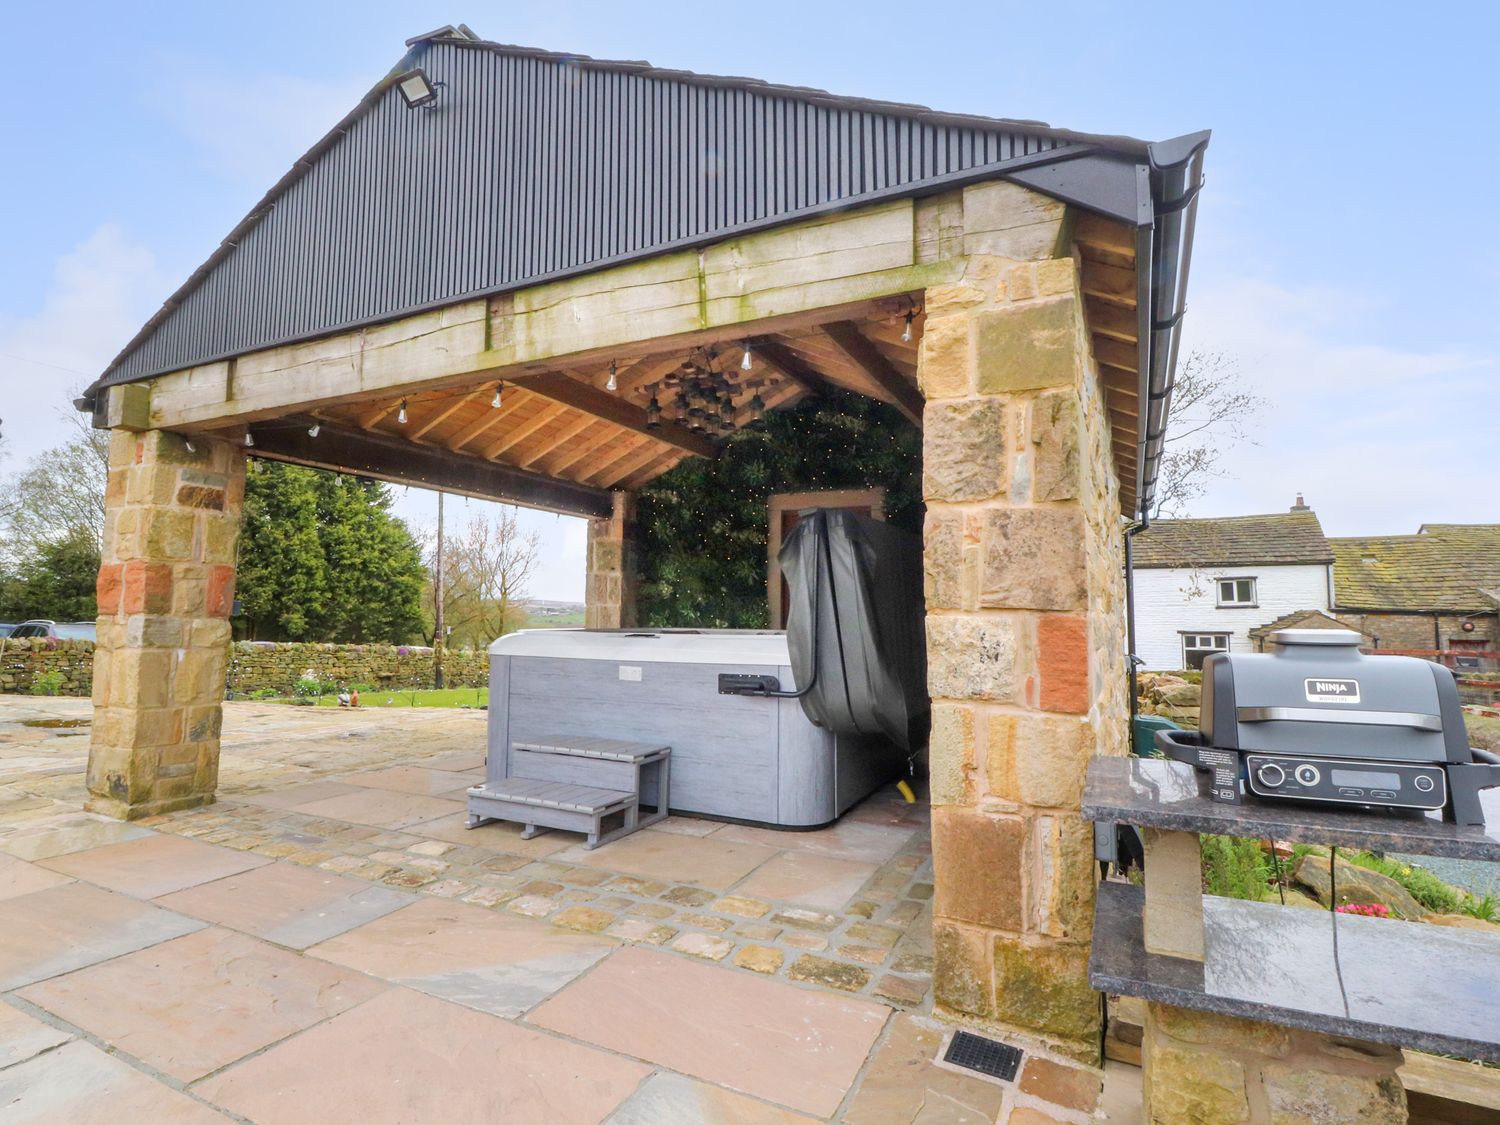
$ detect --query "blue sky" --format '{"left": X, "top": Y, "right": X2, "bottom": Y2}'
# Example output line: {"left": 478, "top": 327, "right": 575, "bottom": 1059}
{"left": 3, "top": 1, "right": 1496, "bottom": 601}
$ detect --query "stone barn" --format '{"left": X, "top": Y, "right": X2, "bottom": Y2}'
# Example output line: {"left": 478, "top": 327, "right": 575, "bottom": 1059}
{"left": 78, "top": 25, "right": 1205, "bottom": 1062}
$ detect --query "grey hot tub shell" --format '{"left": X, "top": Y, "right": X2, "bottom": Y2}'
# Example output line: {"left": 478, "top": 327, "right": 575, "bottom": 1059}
{"left": 485, "top": 629, "right": 903, "bottom": 828}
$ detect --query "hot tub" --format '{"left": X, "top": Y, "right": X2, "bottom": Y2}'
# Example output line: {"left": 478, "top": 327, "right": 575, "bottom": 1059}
{"left": 485, "top": 628, "right": 904, "bottom": 828}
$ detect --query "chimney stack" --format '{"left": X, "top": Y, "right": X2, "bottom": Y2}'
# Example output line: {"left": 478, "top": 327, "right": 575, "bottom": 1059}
{"left": 1291, "top": 493, "right": 1309, "bottom": 512}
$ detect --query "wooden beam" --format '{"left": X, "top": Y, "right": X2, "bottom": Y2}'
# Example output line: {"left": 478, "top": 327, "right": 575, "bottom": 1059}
{"left": 411, "top": 386, "right": 487, "bottom": 440}
{"left": 547, "top": 425, "right": 629, "bottom": 477}
{"left": 1075, "top": 213, "right": 1137, "bottom": 258}
{"left": 591, "top": 440, "right": 666, "bottom": 487}
{"left": 1086, "top": 302, "right": 1139, "bottom": 345}
{"left": 753, "top": 339, "right": 844, "bottom": 399}
{"left": 576, "top": 434, "right": 652, "bottom": 483}
{"left": 1081, "top": 259, "right": 1138, "bottom": 308}
{"left": 482, "top": 402, "right": 570, "bottom": 460}
{"left": 358, "top": 400, "right": 400, "bottom": 430}
{"left": 248, "top": 419, "right": 612, "bottom": 519}
{"left": 1093, "top": 336, "right": 1140, "bottom": 373}
{"left": 517, "top": 415, "right": 598, "bottom": 469}
{"left": 447, "top": 391, "right": 526, "bottom": 451}
{"left": 511, "top": 370, "right": 716, "bottom": 458}
{"left": 820, "top": 321, "right": 925, "bottom": 424}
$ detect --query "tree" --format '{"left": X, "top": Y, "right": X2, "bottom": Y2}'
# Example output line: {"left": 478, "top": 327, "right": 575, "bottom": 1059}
{"left": 427, "top": 508, "right": 540, "bottom": 648}
{"left": 1150, "top": 350, "right": 1266, "bottom": 519}
{"left": 0, "top": 414, "right": 110, "bottom": 568}
{"left": 235, "top": 461, "right": 426, "bottom": 642}
{"left": 0, "top": 528, "right": 101, "bottom": 622}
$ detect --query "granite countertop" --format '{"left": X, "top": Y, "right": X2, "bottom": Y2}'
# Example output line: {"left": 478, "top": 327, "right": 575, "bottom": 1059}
{"left": 1091, "top": 881, "right": 1500, "bottom": 1063}
{"left": 1082, "top": 756, "right": 1500, "bottom": 862}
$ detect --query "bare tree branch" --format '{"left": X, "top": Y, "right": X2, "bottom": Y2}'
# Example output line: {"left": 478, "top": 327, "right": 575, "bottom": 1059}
{"left": 1150, "top": 350, "right": 1266, "bottom": 519}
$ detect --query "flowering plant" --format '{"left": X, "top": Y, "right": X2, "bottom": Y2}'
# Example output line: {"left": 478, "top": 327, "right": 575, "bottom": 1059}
{"left": 1335, "top": 902, "right": 1390, "bottom": 918}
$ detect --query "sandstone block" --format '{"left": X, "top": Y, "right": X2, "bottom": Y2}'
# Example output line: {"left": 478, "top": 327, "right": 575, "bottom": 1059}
{"left": 927, "top": 614, "right": 1016, "bottom": 701}
{"left": 1145, "top": 1041, "right": 1250, "bottom": 1124}
{"left": 978, "top": 508, "right": 1086, "bottom": 611}
{"left": 206, "top": 566, "right": 236, "bottom": 618}
{"left": 918, "top": 314, "right": 972, "bottom": 399}
{"left": 923, "top": 510, "right": 964, "bottom": 610}
{"left": 987, "top": 713, "right": 1092, "bottom": 808}
{"left": 1035, "top": 258, "right": 1077, "bottom": 297}
{"left": 991, "top": 936, "right": 1101, "bottom": 1047}
{"left": 122, "top": 561, "right": 174, "bottom": 616}
{"left": 96, "top": 563, "right": 124, "bottom": 615}
{"left": 1261, "top": 1066, "right": 1406, "bottom": 1125}
{"left": 787, "top": 955, "right": 870, "bottom": 992}
{"left": 931, "top": 807, "right": 1025, "bottom": 931}
{"left": 923, "top": 399, "right": 1007, "bottom": 502}
{"left": 142, "top": 509, "right": 196, "bottom": 560}
{"left": 928, "top": 703, "right": 976, "bottom": 807}
{"left": 1038, "top": 615, "right": 1090, "bottom": 714}
{"left": 933, "top": 922, "right": 993, "bottom": 1018}
{"left": 1019, "top": 1056, "right": 1102, "bottom": 1113}
{"left": 1148, "top": 1003, "right": 1292, "bottom": 1057}
{"left": 1006, "top": 263, "right": 1039, "bottom": 302}
{"left": 1031, "top": 392, "right": 1081, "bottom": 502}
{"left": 974, "top": 297, "right": 1082, "bottom": 394}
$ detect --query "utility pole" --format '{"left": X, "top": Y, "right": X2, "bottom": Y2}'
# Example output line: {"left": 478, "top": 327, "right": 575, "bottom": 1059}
{"left": 434, "top": 491, "right": 446, "bottom": 690}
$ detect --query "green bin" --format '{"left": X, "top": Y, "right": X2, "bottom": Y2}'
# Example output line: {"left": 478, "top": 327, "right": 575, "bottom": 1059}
{"left": 1132, "top": 714, "right": 1180, "bottom": 758}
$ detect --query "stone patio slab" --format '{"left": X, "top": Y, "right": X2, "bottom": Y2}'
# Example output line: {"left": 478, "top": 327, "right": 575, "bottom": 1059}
{"left": 343, "top": 766, "right": 478, "bottom": 796}
{"left": 840, "top": 1013, "right": 1007, "bottom": 1123}
{"left": 418, "top": 752, "right": 487, "bottom": 772}
{"left": 0, "top": 812, "right": 152, "bottom": 862}
{"left": 605, "top": 1071, "right": 820, "bottom": 1123}
{"left": 307, "top": 896, "right": 615, "bottom": 1017}
{"left": 552, "top": 828, "right": 779, "bottom": 890}
{"left": 194, "top": 986, "right": 649, "bottom": 1124}
{"left": 0, "top": 1040, "right": 229, "bottom": 1123}
{"left": 19, "top": 927, "right": 386, "bottom": 1083}
{"left": 530, "top": 946, "right": 890, "bottom": 1117}
{"left": 290, "top": 788, "right": 459, "bottom": 830}
{"left": 406, "top": 811, "right": 573, "bottom": 856}
{"left": 155, "top": 862, "right": 413, "bottom": 949}
{"left": 229, "top": 779, "right": 365, "bottom": 810}
{"left": 0, "top": 853, "right": 73, "bottom": 902}
{"left": 714, "top": 819, "right": 916, "bottom": 864}
{"left": 0, "top": 882, "right": 204, "bottom": 990}
{"left": 0, "top": 1003, "right": 72, "bottom": 1070}
{"left": 731, "top": 851, "right": 878, "bottom": 911}
{"left": 38, "top": 834, "right": 271, "bottom": 899}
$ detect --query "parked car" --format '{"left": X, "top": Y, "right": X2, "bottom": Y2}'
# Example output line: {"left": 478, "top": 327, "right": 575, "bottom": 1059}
{"left": 7, "top": 620, "right": 97, "bottom": 641}
{"left": 0, "top": 624, "right": 15, "bottom": 638}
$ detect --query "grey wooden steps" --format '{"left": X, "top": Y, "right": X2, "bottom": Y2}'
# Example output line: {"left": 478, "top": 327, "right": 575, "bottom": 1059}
{"left": 467, "top": 734, "right": 671, "bottom": 849}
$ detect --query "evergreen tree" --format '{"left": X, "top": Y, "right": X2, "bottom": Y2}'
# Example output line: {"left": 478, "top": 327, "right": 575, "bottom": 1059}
{"left": 236, "top": 462, "right": 426, "bottom": 642}
{"left": 0, "top": 528, "right": 101, "bottom": 622}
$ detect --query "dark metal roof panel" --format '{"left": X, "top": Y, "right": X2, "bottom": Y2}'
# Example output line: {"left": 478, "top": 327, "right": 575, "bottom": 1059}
{"left": 98, "top": 38, "right": 1095, "bottom": 387}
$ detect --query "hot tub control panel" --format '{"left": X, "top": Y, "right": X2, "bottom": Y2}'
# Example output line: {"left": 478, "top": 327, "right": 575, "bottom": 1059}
{"left": 1244, "top": 753, "right": 1447, "bottom": 810}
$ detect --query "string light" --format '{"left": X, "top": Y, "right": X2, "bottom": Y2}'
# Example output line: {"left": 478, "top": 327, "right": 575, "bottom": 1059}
{"left": 491, "top": 382, "right": 503, "bottom": 408}
{"left": 397, "top": 398, "right": 408, "bottom": 424}
{"left": 184, "top": 439, "right": 196, "bottom": 453}
{"left": 308, "top": 423, "right": 320, "bottom": 438}
{"left": 606, "top": 361, "right": 618, "bottom": 392}
{"left": 645, "top": 394, "right": 661, "bottom": 429}
{"left": 243, "top": 432, "right": 254, "bottom": 448}
{"left": 741, "top": 342, "right": 753, "bottom": 371}
{"left": 901, "top": 310, "right": 914, "bottom": 343}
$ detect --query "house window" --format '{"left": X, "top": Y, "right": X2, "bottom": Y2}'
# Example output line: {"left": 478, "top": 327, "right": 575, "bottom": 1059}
{"left": 1182, "top": 633, "right": 1231, "bottom": 670}
{"left": 1216, "top": 577, "right": 1257, "bottom": 607}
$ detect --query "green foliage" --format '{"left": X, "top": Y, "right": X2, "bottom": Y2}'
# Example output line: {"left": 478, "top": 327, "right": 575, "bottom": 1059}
{"left": 635, "top": 390, "right": 921, "bottom": 627}
{"left": 292, "top": 676, "right": 325, "bottom": 699}
{"left": 1341, "top": 851, "right": 1464, "bottom": 914}
{"left": 1199, "top": 834, "right": 1273, "bottom": 900}
{"left": 29, "top": 670, "right": 65, "bottom": 696}
{"left": 248, "top": 688, "right": 280, "bottom": 701}
{"left": 0, "top": 528, "right": 101, "bottom": 622}
{"left": 236, "top": 462, "right": 426, "bottom": 643}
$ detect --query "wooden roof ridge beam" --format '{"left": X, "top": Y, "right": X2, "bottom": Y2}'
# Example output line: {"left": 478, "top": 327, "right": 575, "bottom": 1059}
{"left": 510, "top": 370, "right": 715, "bottom": 458}
{"left": 819, "top": 321, "right": 925, "bottom": 424}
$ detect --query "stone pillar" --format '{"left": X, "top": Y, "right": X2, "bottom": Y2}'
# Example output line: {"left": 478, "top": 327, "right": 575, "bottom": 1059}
{"left": 1142, "top": 1003, "right": 1407, "bottom": 1123}
{"left": 922, "top": 183, "right": 1128, "bottom": 1063}
{"left": 88, "top": 430, "right": 245, "bottom": 820}
{"left": 584, "top": 491, "right": 638, "bottom": 629}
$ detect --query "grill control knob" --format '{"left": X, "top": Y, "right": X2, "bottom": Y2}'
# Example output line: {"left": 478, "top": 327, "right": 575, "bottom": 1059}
{"left": 1294, "top": 764, "right": 1321, "bottom": 787}
{"left": 1256, "top": 763, "right": 1286, "bottom": 788}
{"left": 1414, "top": 775, "right": 1435, "bottom": 793}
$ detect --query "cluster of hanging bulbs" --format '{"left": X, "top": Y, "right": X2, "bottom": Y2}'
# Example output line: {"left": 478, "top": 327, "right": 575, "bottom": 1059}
{"left": 636, "top": 342, "right": 765, "bottom": 434}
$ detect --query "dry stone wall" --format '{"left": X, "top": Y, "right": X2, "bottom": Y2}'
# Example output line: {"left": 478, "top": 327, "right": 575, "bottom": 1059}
{"left": 1, "top": 638, "right": 488, "bottom": 698}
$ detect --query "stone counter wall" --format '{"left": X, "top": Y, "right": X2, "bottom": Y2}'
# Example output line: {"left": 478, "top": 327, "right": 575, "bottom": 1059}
{"left": 0, "top": 638, "right": 489, "bottom": 697}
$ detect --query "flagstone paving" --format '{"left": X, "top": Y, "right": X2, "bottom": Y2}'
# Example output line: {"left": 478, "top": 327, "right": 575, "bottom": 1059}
{"left": 0, "top": 695, "right": 1117, "bottom": 1122}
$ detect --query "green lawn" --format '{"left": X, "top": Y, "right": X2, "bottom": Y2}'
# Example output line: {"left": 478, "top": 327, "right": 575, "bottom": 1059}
{"left": 273, "top": 688, "right": 489, "bottom": 709}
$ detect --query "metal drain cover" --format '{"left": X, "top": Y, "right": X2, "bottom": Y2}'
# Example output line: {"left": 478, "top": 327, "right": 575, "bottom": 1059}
{"left": 943, "top": 1030, "right": 1023, "bottom": 1082}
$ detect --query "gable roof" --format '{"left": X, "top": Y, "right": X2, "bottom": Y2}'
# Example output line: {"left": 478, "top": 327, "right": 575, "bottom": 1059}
{"left": 1132, "top": 511, "right": 1334, "bottom": 569}
{"left": 87, "top": 26, "right": 1200, "bottom": 387}
{"left": 1330, "top": 524, "right": 1500, "bottom": 613}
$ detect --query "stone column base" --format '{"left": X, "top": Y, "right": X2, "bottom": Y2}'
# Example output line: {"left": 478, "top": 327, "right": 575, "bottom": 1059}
{"left": 85, "top": 791, "right": 217, "bottom": 822}
{"left": 1143, "top": 1002, "right": 1407, "bottom": 1124}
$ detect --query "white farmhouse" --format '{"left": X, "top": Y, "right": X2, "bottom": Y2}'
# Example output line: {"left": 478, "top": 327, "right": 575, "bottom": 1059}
{"left": 1131, "top": 498, "right": 1335, "bottom": 670}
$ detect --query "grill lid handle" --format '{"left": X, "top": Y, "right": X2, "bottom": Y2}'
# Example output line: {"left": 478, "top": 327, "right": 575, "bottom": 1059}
{"left": 1236, "top": 706, "right": 1443, "bottom": 732}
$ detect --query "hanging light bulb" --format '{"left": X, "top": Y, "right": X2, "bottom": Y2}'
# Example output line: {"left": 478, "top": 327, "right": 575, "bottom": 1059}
{"left": 491, "top": 382, "right": 504, "bottom": 409}
{"left": 307, "top": 422, "right": 320, "bottom": 438}
{"left": 243, "top": 432, "right": 255, "bottom": 448}
{"left": 749, "top": 392, "right": 766, "bottom": 419}
{"left": 184, "top": 439, "right": 196, "bottom": 453}
{"left": 901, "top": 310, "right": 914, "bottom": 343}
{"left": 741, "top": 342, "right": 753, "bottom": 371}
{"left": 606, "top": 361, "right": 618, "bottom": 392}
{"left": 645, "top": 394, "right": 661, "bottom": 429}
{"left": 397, "top": 398, "right": 408, "bottom": 424}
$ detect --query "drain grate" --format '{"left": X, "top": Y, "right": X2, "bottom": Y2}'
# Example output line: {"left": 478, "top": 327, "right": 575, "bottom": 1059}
{"left": 943, "top": 1030, "right": 1023, "bottom": 1082}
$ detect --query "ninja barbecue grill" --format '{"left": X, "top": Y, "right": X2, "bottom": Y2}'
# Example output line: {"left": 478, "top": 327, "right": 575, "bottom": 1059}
{"left": 1155, "top": 629, "right": 1500, "bottom": 827}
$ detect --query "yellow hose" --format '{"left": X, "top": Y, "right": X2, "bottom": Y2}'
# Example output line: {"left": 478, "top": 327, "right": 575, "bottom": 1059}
{"left": 896, "top": 779, "right": 916, "bottom": 804}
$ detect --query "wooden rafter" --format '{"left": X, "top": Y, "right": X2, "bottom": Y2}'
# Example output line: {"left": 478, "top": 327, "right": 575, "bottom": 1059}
{"left": 516, "top": 415, "right": 597, "bottom": 469}
{"left": 483, "top": 402, "right": 569, "bottom": 460}
{"left": 819, "top": 321, "right": 925, "bottom": 424}
{"left": 411, "top": 387, "right": 487, "bottom": 440}
{"left": 446, "top": 392, "right": 526, "bottom": 451}
{"left": 753, "top": 339, "right": 842, "bottom": 399}
{"left": 509, "top": 370, "right": 715, "bottom": 458}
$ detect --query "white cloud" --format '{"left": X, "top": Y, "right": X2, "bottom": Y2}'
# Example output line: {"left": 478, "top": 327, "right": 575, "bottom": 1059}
{"left": 0, "top": 225, "right": 171, "bottom": 466}
{"left": 1176, "top": 273, "right": 1498, "bottom": 537}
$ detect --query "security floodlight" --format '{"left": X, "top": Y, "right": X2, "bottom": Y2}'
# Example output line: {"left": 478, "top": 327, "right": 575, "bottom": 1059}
{"left": 395, "top": 69, "right": 439, "bottom": 109}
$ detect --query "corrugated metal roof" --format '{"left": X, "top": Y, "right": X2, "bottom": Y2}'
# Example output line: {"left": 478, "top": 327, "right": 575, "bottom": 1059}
{"left": 93, "top": 29, "right": 1150, "bottom": 390}
{"left": 1133, "top": 511, "right": 1334, "bottom": 569}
